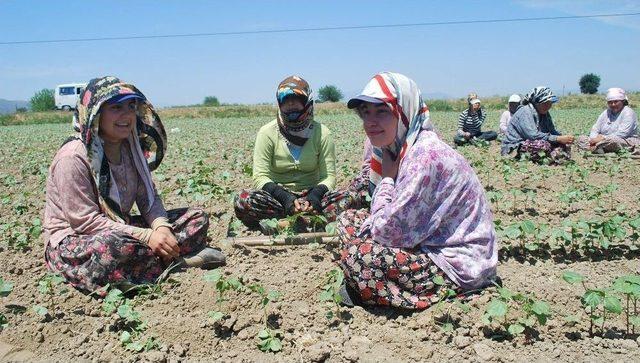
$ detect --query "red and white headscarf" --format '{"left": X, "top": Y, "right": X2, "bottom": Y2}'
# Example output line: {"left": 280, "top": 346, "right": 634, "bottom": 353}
{"left": 349, "top": 72, "right": 433, "bottom": 190}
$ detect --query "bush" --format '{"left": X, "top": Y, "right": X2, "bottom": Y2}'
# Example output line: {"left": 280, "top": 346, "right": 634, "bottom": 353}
{"left": 203, "top": 96, "right": 220, "bottom": 107}
{"left": 318, "top": 85, "right": 343, "bottom": 103}
{"left": 30, "top": 89, "right": 54, "bottom": 112}
{"left": 579, "top": 74, "right": 600, "bottom": 95}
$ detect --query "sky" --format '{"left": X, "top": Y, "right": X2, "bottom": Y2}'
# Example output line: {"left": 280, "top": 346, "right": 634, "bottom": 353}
{"left": 0, "top": 0, "right": 639, "bottom": 107}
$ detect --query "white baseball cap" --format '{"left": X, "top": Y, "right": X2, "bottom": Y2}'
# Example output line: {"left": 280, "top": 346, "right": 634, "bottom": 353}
{"left": 508, "top": 94, "right": 521, "bottom": 103}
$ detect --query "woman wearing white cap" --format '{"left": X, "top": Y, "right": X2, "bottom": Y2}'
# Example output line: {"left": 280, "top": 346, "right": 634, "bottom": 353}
{"left": 576, "top": 88, "right": 639, "bottom": 154}
{"left": 454, "top": 93, "right": 498, "bottom": 146}
{"left": 336, "top": 72, "right": 497, "bottom": 309}
{"left": 499, "top": 94, "right": 522, "bottom": 136}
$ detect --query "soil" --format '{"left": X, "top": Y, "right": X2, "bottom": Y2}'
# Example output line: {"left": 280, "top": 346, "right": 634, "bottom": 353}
{"left": 1, "top": 112, "right": 640, "bottom": 362}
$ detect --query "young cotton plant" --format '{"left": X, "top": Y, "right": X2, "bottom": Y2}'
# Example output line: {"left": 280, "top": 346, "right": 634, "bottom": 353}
{"left": 102, "top": 287, "right": 160, "bottom": 353}
{"left": 0, "top": 277, "right": 14, "bottom": 330}
{"left": 247, "top": 283, "right": 283, "bottom": 353}
{"left": 33, "top": 273, "right": 67, "bottom": 319}
{"left": 482, "top": 286, "right": 552, "bottom": 340}
{"left": 319, "top": 269, "right": 344, "bottom": 322}
{"left": 203, "top": 270, "right": 244, "bottom": 323}
{"left": 562, "top": 271, "right": 623, "bottom": 337}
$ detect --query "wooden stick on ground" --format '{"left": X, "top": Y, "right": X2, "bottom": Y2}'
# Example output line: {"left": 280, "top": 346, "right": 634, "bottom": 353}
{"left": 224, "top": 232, "right": 338, "bottom": 247}
{"left": 582, "top": 153, "right": 640, "bottom": 160}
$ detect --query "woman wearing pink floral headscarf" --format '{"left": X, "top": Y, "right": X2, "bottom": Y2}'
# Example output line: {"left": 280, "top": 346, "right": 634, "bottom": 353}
{"left": 577, "top": 88, "right": 639, "bottom": 154}
{"left": 336, "top": 72, "right": 497, "bottom": 309}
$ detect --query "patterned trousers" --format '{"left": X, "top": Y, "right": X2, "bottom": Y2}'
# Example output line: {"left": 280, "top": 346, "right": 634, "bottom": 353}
{"left": 233, "top": 186, "right": 369, "bottom": 228}
{"left": 45, "top": 207, "right": 208, "bottom": 295}
{"left": 337, "top": 209, "right": 461, "bottom": 310}
{"left": 518, "top": 139, "right": 571, "bottom": 164}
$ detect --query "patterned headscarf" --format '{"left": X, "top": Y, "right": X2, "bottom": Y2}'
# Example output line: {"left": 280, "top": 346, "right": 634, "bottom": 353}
{"left": 73, "top": 76, "right": 167, "bottom": 223}
{"left": 276, "top": 75, "right": 314, "bottom": 146}
{"left": 349, "top": 72, "right": 433, "bottom": 191}
{"left": 522, "top": 86, "right": 558, "bottom": 106}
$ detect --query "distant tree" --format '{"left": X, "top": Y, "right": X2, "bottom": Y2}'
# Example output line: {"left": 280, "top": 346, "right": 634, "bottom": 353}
{"left": 318, "top": 85, "right": 343, "bottom": 103}
{"left": 30, "top": 89, "right": 54, "bottom": 111}
{"left": 203, "top": 96, "right": 220, "bottom": 106}
{"left": 579, "top": 73, "right": 600, "bottom": 94}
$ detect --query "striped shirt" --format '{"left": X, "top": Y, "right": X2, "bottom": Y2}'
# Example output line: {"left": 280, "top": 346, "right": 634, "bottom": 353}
{"left": 457, "top": 109, "right": 486, "bottom": 135}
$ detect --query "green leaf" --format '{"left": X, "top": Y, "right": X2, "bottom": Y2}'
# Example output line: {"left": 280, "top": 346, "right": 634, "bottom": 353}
{"left": 432, "top": 275, "right": 445, "bottom": 286}
{"left": 267, "top": 290, "right": 281, "bottom": 302}
{"left": 508, "top": 323, "right": 525, "bottom": 336}
{"left": 33, "top": 305, "right": 48, "bottom": 316}
{"left": 325, "top": 221, "right": 337, "bottom": 235}
{"left": 630, "top": 315, "right": 640, "bottom": 327}
{"left": 440, "top": 322, "right": 454, "bottom": 332}
{"left": 486, "top": 299, "right": 508, "bottom": 318}
{"left": 582, "top": 290, "right": 604, "bottom": 308}
{"left": 531, "top": 300, "right": 551, "bottom": 317}
{"left": 0, "top": 279, "right": 14, "bottom": 297}
{"left": 562, "top": 271, "right": 584, "bottom": 284}
{"left": 521, "top": 220, "right": 536, "bottom": 234}
{"left": 603, "top": 295, "right": 622, "bottom": 314}
{"left": 208, "top": 311, "right": 224, "bottom": 321}
{"left": 268, "top": 337, "right": 282, "bottom": 352}
{"left": 203, "top": 270, "right": 222, "bottom": 283}
{"left": 319, "top": 290, "right": 334, "bottom": 302}
{"left": 120, "top": 331, "right": 132, "bottom": 343}
{"left": 258, "top": 329, "right": 270, "bottom": 339}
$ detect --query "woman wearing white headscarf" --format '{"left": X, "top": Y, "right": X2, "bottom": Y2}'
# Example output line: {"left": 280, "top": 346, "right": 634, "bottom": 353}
{"left": 577, "top": 88, "right": 639, "bottom": 154}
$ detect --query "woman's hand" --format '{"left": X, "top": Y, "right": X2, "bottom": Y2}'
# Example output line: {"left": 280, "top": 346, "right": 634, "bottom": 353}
{"left": 381, "top": 149, "right": 400, "bottom": 180}
{"left": 148, "top": 226, "right": 180, "bottom": 262}
{"left": 556, "top": 135, "right": 575, "bottom": 145}
{"left": 293, "top": 198, "right": 313, "bottom": 213}
{"left": 589, "top": 135, "right": 605, "bottom": 146}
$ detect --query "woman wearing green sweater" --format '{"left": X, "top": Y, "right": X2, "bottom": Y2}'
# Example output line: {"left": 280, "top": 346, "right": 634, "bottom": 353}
{"left": 235, "top": 75, "right": 352, "bottom": 229}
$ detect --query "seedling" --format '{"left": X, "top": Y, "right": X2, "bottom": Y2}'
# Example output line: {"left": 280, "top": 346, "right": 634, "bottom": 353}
{"left": 203, "top": 269, "right": 243, "bottom": 322}
{"left": 0, "top": 277, "right": 13, "bottom": 330}
{"left": 318, "top": 269, "right": 344, "bottom": 322}
{"left": 482, "top": 285, "right": 552, "bottom": 340}
{"left": 562, "top": 271, "right": 623, "bottom": 336}
{"left": 247, "top": 283, "right": 283, "bottom": 352}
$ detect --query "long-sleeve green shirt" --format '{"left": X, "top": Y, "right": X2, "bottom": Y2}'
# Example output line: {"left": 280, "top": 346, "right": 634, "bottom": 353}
{"left": 252, "top": 119, "right": 336, "bottom": 192}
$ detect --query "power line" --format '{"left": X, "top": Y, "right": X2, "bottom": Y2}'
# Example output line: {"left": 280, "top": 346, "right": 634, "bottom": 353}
{"left": 1, "top": 12, "right": 639, "bottom": 45}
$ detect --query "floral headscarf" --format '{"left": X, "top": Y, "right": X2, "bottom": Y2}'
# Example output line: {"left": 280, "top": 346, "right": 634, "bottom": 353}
{"left": 276, "top": 75, "right": 314, "bottom": 146}
{"left": 349, "top": 72, "right": 433, "bottom": 191}
{"left": 73, "top": 76, "right": 167, "bottom": 223}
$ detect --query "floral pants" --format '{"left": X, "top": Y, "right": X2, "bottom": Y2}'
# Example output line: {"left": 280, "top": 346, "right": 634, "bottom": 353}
{"left": 233, "top": 186, "right": 369, "bottom": 229}
{"left": 337, "top": 209, "right": 461, "bottom": 309}
{"left": 45, "top": 207, "right": 209, "bottom": 295}
{"left": 518, "top": 139, "right": 571, "bottom": 164}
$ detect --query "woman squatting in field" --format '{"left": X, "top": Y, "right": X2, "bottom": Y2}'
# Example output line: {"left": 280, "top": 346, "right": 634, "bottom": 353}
{"left": 501, "top": 86, "right": 575, "bottom": 164}
{"left": 336, "top": 72, "right": 498, "bottom": 309}
{"left": 576, "top": 88, "right": 639, "bottom": 154}
{"left": 43, "top": 76, "right": 225, "bottom": 295}
{"left": 234, "top": 76, "right": 366, "bottom": 230}
{"left": 454, "top": 93, "right": 498, "bottom": 146}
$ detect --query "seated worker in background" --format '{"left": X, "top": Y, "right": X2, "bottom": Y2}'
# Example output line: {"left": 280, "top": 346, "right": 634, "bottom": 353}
{"left": 576, "top": 88, "right": 639, "bottom": 154}
{"left": 454, "top": 93, "right": 498, "bottom": 146}
{"left": 501, "top": 86, "right": 574, "bottom": 164}
{"left": 499, "top": 94, "right": 522, "bottom": 136}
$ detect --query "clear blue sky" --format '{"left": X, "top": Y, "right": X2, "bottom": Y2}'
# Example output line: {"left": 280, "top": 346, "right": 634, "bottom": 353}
{"left": 1, "top": 0, "right": 639, "bottom": 107}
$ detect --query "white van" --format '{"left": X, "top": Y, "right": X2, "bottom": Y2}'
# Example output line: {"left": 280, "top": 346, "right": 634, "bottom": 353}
{"left": 54, "top": 83, "right": 86, "bottom": 111}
